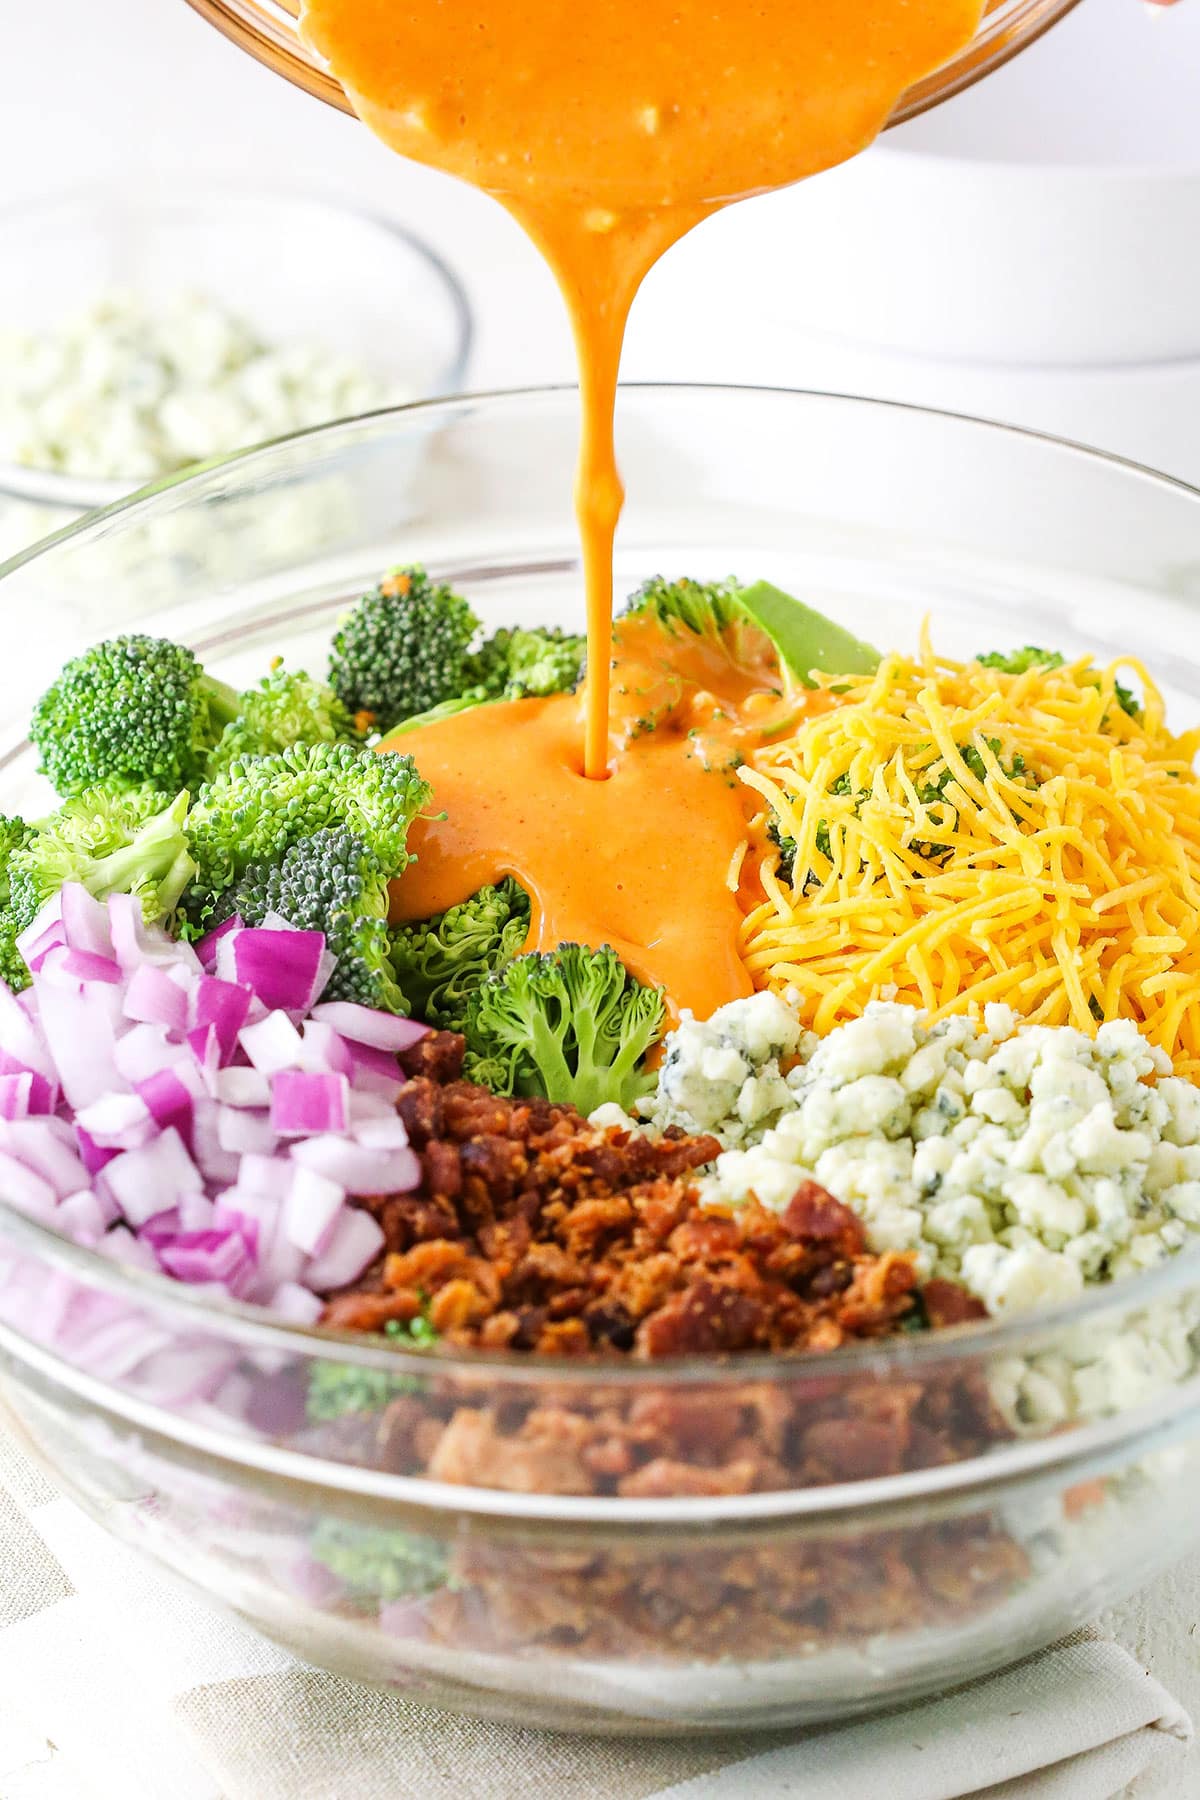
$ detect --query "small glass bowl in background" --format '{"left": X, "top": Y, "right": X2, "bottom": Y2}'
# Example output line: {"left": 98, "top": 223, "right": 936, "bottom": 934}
{"left": 0, "top": 184, "right": 473, "bottom": 561}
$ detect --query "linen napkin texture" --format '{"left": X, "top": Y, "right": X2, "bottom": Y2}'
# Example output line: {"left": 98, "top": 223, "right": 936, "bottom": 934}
{"left": 0, "top": 1432, "right": 1190, "bottom": 1800}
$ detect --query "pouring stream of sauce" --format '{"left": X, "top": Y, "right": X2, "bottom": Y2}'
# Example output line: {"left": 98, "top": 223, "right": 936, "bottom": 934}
{"left": 300, "top": 0, "right": 982, "bottom": 779}
{"left": 298, "top": 0, "right": 983, "bottom": 1010}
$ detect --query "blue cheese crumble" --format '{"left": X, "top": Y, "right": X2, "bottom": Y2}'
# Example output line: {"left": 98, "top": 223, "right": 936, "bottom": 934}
{"left": 0, "top": 291, "right": 402, "bottom": 482}
{"left": 646, "top": 997, "right": 1200, "bottom": 1311}
{"left": 637, "top": 997, "right": 1200, "bottom": 1426}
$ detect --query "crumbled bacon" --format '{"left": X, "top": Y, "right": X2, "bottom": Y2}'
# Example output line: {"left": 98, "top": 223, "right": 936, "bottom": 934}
{"left": 308, "top": 1066, "right": 1022, "bottom": 1662}
{"left": 326, "top": 1078, "right": 920, "bottom": 1358}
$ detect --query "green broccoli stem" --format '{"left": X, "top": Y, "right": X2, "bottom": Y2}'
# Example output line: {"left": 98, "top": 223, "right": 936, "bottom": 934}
{"left": 86, "top": 792, "right": 195, "bottom": 909}
{"left": 203, "top": 674, "right": 241, "bottom": 732}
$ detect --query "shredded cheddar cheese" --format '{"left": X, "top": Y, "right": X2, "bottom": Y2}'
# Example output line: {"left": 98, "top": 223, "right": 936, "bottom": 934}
{"left": 738, "top": 635, "right": 1200, "bottom": 1076}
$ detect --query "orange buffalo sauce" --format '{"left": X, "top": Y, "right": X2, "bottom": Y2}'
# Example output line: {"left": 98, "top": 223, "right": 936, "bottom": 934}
{"left": 300, "top": 0, "right": 982, "bottom": 778}
{"left": 384, "top": 614, "right": 831, "bottom": 1016}
{"left": 300, "top": 0, "right": 981, "bottom": 1013}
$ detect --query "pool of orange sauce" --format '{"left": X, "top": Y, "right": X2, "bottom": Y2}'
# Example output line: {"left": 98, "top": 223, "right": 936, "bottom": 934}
{"left": 384, "top": 615, "right": 830, "bottom": 1018}
{"left": 300, "top": 0, "right": 981, "bottom": 1014}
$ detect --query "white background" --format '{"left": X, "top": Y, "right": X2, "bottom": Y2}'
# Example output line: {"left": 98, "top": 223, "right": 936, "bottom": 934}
{"left": 1, "top": 2, "right": 1199, "bottom": 1795}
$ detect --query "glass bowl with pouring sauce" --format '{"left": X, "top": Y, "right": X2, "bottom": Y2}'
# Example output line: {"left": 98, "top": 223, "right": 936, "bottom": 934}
{"left": 187, "top": 0, "right": 1081, "bottom": 125}
{"left": 2, "top": 386, "right": 1200, "bottom": 1732}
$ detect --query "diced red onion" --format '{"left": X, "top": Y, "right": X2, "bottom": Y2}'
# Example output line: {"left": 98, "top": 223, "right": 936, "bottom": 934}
{"left": 214, "top": 1067, "right": 271, "bottom": 1109}
{"left": 211, "top": 1196, "right": 263, "bottom": 1259}
{"left": 270, "top": 1070, "right": 349, "bottom": 1138}
{"left": 186, "top": 1024, "right": 223, "bottom": 1085}
{"left": 313, "top": 948, "right": 338, "bottom": 1005}
{"left": 216, "top": 1105, "right": 277, "bottom": 1157}
{"left": 0, "top": 1119, "right": 89, "bottom": 1197}
{"left": 239, "top": 1011, "right": 304, "bottom": 1075}
{"left": 236, "top": 1155, "right": 296, "bottom": 1202}
{"left": 310, "top": 1001, "right": 429, "bottom": 1053}
{"left": 0, "top": 1150, "right": 57, "bottom": 1219}
{"left": 269, "top": 1283, "right": 324, "bottom": 1326}
{"left": 0, "top": 994, "right": 54, "bottom": 1082}
{"left": 348, "top": 1091, "right": 398, "bottom": 1123}
{"left": 60, "top": 884, "right": 115, "bottom": 961}
{"left": 106, "top": 893, "right": 147, "bottom": 975}
{"left": 281, "top": 1165, "right": 344, "bottom": 1257}
{"left": 107, "top": 892, "right": 198, "bottom": 976}
{"left": 60, "top": 949, "right": 122, "bottom": 986}
{"left": 101, "top": 1127, "right": 202, "bottom": 1227}
{"left": 115, "top": 1023, "right": 188, "bottom": 1087}
{"left": 231, "top": 928, "right": 326, "bottom": 1016}
{"left": 304, "top": 1206, "right": 386, "bottom": 1291}
{"left": 137, "top": 1067, "right": 197, "bottom": 1148}
{"left": 195, "top": 915, "right": 243, "bottom": 971}
{"left": 191, "top": 977, "right": 252, "bottom": 1062}
{"left": 343, "top": 1039, "right": 405, "bottom": 1101}
{"left": 16, "top": 893, "right": 67, "bottom": 974}
{"left": 0, "top": 1059, "right": 55, "bottom": 1115}
{"left": 123, "top": 963, "right": 190, "bottom": 1034}
{"left": 157, "top": 1229, "right": 256, "bottom": 1296}
{"left": 125, "top": 1339, "right": 240, "bottom": 1407}
{"left": 32, "top": 952, "right": 126, "bottom": 1107}
{"left": 0, "top": 894, "right": 446, "bottom": 1339}
{"left": 94, "top": 1226, "right": 162, "bottom": 1273}
{"left": 76, "top": 1127, "right": 119, "bottom": 1177}
{"left": 75, "top": 1091, "right": 156, "bottom": 1151}
{"left": 352, "top": 1117, "right": 410, "bottom": 1152}
{"left": 55, "top": 1188, "right": 108, "bottom": 1246}
{"left": 176, "top": 1191, "right": 215, "bottom": 1232}
{"left": 298, "top": 1021, "right": 354, "bottom": 1078}
{"left": 189, "top": 1102, "right": 241, "bottom": 1185}
{"left": 0, "top": 1073, "right": 33, "bottom": 1120}
{"left": 290, "top": 1132, "right": 420, "bottom": 1196}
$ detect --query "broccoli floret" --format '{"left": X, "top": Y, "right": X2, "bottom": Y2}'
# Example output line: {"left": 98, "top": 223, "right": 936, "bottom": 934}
{"left": 390, "top": 878, "right": 531, "bottom": 1033}
{"left": 387, "top": 689, "right": 498, "bottom": 736}
{"left": 30, "top": 635, "right": 238, "bottom": 799}
{"left": 389, "top": 629, "right": 586, "bottom": 735}
{"left": 328, "top": 566, "right": 479, "bottom": 731}
{"left": 220, "top": 827, "right": 405, "bottom": 1013}
{"left": 470, "top": 626, "right": 586, "bottom": 700}
{"left": 766, "top": 817, "right": 797, "bottom": 884}
{"left": 207, "top": 665, "right": 363, "bottom": 779}
{"left": 977, "top": 647, "right": 1141, "bottom": 720}
{"left": 308, "top": 1519, "right": 448, "bottom": 1605}
{"left": 0, "top": 815, "right": 34, "bottom": 992}
{"left": 623, "top": 575, "right": 746, "bottom": 637}
{"left": 1111, "top": 678, "right": 1142, "bottom": 720}
{"left": 185, "top": 742, "right": 431, "bottom": 925}
{"left": 465, "top": 943, "right": 666, "bottom": 1114}
{"left": 977, "top": 647, "right": 1065, "bottom": 675}
{"left": 9, "top": 787, "right": 195, "bottom": 936}
{"left": 623, "top": 576, "right": 880, "bottom": 686}
{"left": 306, "top": 1361, "right": 421, "bottom": 1423}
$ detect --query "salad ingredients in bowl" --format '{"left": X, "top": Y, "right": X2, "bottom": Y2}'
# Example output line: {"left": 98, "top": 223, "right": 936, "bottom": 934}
{"left": 5, "top": 534, "right": 1200, "bottom": 1410}
{"left": 2, "top": 387, "right": 1200, "bottom": 1733}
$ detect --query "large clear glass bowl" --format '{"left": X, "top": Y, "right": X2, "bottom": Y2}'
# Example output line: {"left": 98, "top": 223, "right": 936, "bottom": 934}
{"left": 1, "top": 386, "right": 1200, "bottom": 1734}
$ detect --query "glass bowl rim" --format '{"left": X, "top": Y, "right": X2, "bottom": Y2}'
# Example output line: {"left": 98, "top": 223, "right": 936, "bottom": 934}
{"left": 181, "top": 0, "right": 1086, "bottom": 131}
{"left": 5, "top": 1274, "right": 1198, "bottom": 1526}
{"left": 2, "top": 379, "right": 1200, "bottom": 1391}
{"left": 0, "top": 177, "right": 474, "bottom": 507}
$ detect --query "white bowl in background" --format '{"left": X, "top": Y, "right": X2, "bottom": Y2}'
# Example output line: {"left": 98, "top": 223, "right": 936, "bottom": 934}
{"left": 704, "top": 0, "right": 1200, "bottom": 369}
